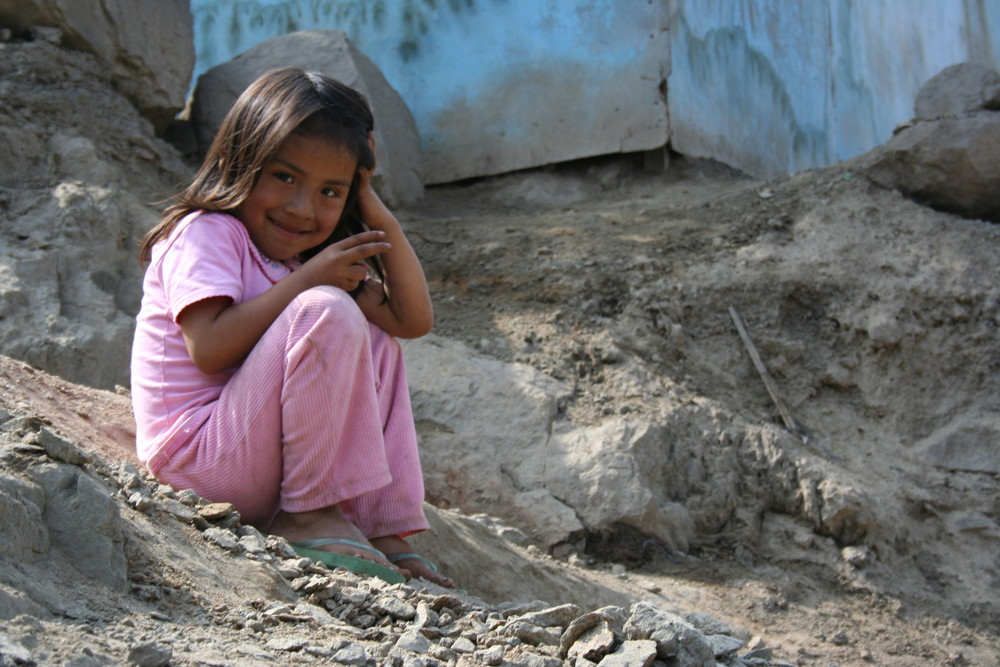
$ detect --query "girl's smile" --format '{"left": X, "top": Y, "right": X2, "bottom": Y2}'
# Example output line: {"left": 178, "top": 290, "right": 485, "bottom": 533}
{"left": 238, "top": 133, "right": 358, "bottom": 261}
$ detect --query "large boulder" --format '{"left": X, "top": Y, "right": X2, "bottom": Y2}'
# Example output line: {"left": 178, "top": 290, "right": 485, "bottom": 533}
{"left": 191, "top": 30, "right": 423, "bottom": 206}
{"left": 855, "top": 63, "right": 1000, "bottom": 223}
{"left": 0, "top": 0, "right": 194, "bottom": 130}
{"left": 856, "top": 112, "right": 1000, "bottom": 222}
{"left": 914, "top": 62, "right": 1000, "bottom": 119}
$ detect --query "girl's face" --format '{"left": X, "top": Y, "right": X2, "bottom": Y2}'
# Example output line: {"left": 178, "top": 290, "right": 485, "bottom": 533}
{"left": 237, "top": 133, "right": 358, "bottom": 261}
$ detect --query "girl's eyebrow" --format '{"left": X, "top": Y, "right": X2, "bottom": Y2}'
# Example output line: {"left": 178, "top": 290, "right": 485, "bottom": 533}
{"left": 270, "top": 156, "right": 352, "bottom": 187}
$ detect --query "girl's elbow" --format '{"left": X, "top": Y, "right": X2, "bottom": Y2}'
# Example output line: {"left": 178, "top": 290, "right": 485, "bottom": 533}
{"left": 188, "top": 347, "right": 229, "bottom": 375}
{"left": 397, "top": 313, "right": 434, "bottom": 339}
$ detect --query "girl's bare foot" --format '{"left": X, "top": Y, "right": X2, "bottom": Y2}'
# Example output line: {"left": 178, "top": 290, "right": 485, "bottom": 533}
{"left": 267, "top": 505, "right": 404, "bottom": 575}
{"left": 371, "top": 535, "right": 455, "bottom": 588}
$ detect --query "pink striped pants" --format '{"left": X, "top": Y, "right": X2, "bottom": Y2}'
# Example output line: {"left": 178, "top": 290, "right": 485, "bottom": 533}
{"left": 155, "top": 286, "right": 428, "bottom": 538}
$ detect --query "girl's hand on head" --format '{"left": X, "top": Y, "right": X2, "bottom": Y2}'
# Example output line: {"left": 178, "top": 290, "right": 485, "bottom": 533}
{"left": 301, "top": 230, "right": 390, "bottom": 292}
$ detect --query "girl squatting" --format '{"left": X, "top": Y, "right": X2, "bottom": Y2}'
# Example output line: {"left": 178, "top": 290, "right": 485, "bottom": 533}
{"left": 131, "top": 67, "right": 452, "bottom": 587}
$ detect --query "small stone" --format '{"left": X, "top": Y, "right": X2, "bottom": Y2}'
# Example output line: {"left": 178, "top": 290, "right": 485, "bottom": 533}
{"left": 37, "top": 427, "right": 90, "bottom": 465}
{"left": 128, "top": 492, "right": 153, "bottom": 512}
{"left": 511, "top": 603, "right": 581, "bottom": 629}
{"left": 127, "top": 641, "right": 172, "bottom": 667}
{"left": 160, "top": 498, "right": 197, "bottom": 522}
{"left": 395, "top": 629, "right": 431, "bottom": 654}
{"left": 294, "top": 602, "right": 335, "bottom": 625}
{"left": 156, "top": 484, "right": 176, "bottom": 498}
{"left": 239, "top": 533, "right": 268, "bottom": 554}
{"left": 176, "top": 488, "right": 200, "bottom": 506}
{"left": 567, "top": 620, "right": 616, "bottom": 661}
{"left": 707, "top": 633, "right": 744, "bottom": 657}
{"left": 477, "top": 644, "right": 505, "bottom": 665}
{"left": 372, "top": 596, "right": 417, "bottom": 620}
{"left": 503, "top": 621, "right": 561, "bottom": 646}
{"left": 597, "top": 639, "right": 657, "bottom": 667}
{"left": 332, "top": 641, "right": 368, "bottom": 665}
{"left": 683, "top": 612, "right": 732, "bottom": 636}
{"left": 266, "top": 637, "right": 307, "bottom": 651}
{"left": 428, "top": 643, "right": 456, "bottom": 662}
{"left": 452, "top": 636, "right": 476, "bottom": 653}
{"left": 830, "top": 629, "right": 850, "bottom": 645}
{"left": 637, "top": 579, "right": 661, "bottom": 594}
{"left": 199, "top": 502, "right": 236, "bottom": 521}
{"left": 743, "top": 646, "right": 773, "bottom": 661}
{"left": 411, "top": 602, "right": 439, "bottom": 628}
{"left": 340, "top": 587, "right": 370, "bottom": 606}
{"left": 203, "top": 526, "right": 241, "bottom": 552}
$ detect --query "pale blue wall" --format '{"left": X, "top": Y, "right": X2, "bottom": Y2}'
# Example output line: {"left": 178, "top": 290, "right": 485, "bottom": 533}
{"left": 190, "top": 0, "right": 666, "bottom": 182}
{"left": 669, "top": 0, "right": 1000, "bottom": 177}
{"left": 190, "top": 0, "right": 1000, "bottom": 180}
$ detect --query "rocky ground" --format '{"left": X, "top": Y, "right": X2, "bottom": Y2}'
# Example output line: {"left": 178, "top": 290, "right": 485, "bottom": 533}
{"left": 1, "top": 26, "right": 999, "bottom": 667}
{"left": 2, "top": 147, "right": 999, "bottom": 665}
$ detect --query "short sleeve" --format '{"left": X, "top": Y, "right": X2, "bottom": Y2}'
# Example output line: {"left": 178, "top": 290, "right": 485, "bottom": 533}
{"left": 158, "top": 214, "right": 247, "bottom": 324}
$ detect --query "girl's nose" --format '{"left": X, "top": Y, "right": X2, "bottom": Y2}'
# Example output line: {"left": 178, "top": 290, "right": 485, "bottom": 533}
{"left": 283, "top": 188, "right": 313, "bottom": 220}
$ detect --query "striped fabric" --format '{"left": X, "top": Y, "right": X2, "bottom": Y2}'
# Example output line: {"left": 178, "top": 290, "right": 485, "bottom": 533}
{"left": 155, "top": 286, "right": 428, "bottom": 538}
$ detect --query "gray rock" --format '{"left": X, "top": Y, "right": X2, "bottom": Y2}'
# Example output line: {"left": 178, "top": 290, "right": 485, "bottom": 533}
{"left": 372, "top": 596, "right": 417, "bottom": 621}
{"left": 127, "top": 641, "right": 172, "bottom": 667}
{"left": 0, "top": 631, "right": 34, "bottom": 664}
{"left": 476, "top": 644, "right": 505, "bottom": 665}
{"left": 332, "top": 641, "right": 369, "bottom": 665}
{"left": 597, "top": 639, "right": 657, "bottom": 667}
{"left": 857, "top": 112, "right": 1000, "bottom": 222}
{"left": 36, "top": 427, "right": 90, "bottom": 465}
{"left": 624, "top": 602, "right": 714, "bottom": 667}
{"left": 29, "top": 462, "right": 127, "bottom": 590}
{"left": 203, "top": 526, "right": 241, "bottom": 553}
{"left": 915, "top": 62, "right": 1000, "bottom": 119}
{"left": 191, "top": 30, "right": 423, "bottom": 206}
{"left": 682, "top": 611, "right": 732, "bottom": 637}
{"left": 0, "top": 471, "right": 49, "bottom": 561}
{"left": 510, "top": 603, "right": 581, "bottom": 629}
{"left": 395, "top": 629, "right": 432, "bottom": 654}
{"left": 706, "top": 633, "right": 745, "bottom": 657}
{"left": 919, "top": 415, "right": 1000, "bottom": 474}
{"left": 0, "top": 0, "right": 194, "bottom": 129}
{"left": 451, "top": 636, "right": 476, "bottom": 653}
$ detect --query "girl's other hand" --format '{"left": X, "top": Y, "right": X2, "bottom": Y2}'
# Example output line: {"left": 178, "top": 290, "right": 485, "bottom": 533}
{"left": 302, "top": 230, "right": 390, "bottom": 292}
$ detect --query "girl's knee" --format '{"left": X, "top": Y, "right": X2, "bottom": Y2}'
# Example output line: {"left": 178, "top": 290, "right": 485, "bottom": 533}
{"left": 284, "top": 286, "right": 370, "bottom": 348}
{"left": 293, "top": 286, "right": 366, "bottom": 324}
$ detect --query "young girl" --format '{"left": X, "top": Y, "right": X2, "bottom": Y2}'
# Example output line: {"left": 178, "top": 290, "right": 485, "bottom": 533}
{"left": 131, "top": 67, "right": 452, "bottom": 587}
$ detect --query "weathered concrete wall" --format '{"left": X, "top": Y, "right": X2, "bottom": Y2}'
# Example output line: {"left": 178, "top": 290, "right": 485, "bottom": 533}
{"left": 669, "top": 0, "right": 1000, "bottom": 177}
{"left": 190, "top": 0, "right": 668, "bottom": 184}
{"left": 191, "top": 0, "right": 1000, "bottom": 181}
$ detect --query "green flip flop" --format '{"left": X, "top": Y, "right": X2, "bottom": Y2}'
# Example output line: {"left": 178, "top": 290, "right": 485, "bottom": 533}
{"left": 289, "top": 537, "right": 406, "bottom": 584}
{"left": 386, "top": 552, "right": 439, "bottom": 572}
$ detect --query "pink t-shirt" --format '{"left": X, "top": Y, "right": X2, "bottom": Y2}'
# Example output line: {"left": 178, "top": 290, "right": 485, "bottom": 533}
{"left": 130, "top": 211, "right": 295, "bottom": 472}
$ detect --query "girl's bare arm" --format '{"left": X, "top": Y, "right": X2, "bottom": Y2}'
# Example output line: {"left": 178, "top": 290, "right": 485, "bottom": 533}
{"left": 353, "top": 170, "right": 434, "bottom": 339}
{"left": 178, "top": 231, "right": 390, "bottom": 375}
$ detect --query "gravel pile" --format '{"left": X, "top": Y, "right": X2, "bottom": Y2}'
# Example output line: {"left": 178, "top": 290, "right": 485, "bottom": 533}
{"left": 0, "top": 412, "right": 791, "bottom": 666}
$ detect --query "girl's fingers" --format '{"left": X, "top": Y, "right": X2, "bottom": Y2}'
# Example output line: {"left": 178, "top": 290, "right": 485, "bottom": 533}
{"left": 335, "top": 230, "right": 385, "bottom": 248}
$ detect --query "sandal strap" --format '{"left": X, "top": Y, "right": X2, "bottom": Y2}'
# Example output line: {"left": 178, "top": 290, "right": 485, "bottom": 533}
{"left": 386, "top": 552, "right": 438, "bottom": 572}
{"left": 291, "top": 537, "right": 386, "bottom": 560}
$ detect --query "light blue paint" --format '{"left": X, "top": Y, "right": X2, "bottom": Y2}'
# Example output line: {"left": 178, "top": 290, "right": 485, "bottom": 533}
{"left": 191, "top": 0, "right": 1000, "bottom": 180}
{"left": 190, "top": 0, "right": 664, "bottom": 181}
{"left": 670, "top": 0, "right": 1000, "bottom": 176}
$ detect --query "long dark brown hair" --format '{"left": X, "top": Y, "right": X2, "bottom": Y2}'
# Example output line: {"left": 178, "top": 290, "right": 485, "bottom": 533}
{"left": 140, "top": 68, "right": 379, "bottom": 281}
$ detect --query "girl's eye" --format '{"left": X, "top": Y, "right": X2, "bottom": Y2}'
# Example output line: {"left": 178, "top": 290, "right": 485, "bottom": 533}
{"left": 321, "top": 187, "right": 341, "bottom": 198}
{"left": 274, "top": 172, "right": 294, "bottom": 184}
